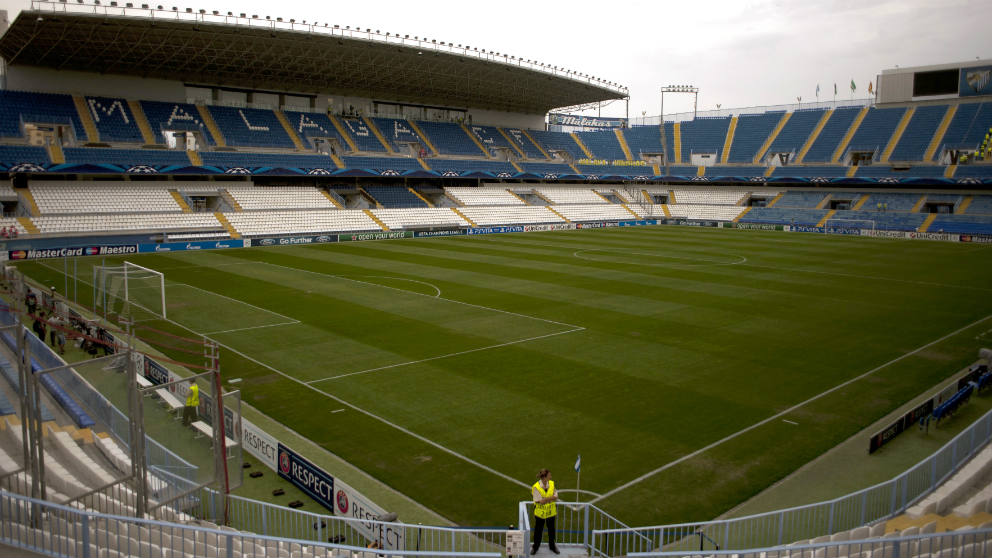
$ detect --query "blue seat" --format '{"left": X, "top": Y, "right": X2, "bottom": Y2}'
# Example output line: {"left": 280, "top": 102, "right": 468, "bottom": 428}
{"left": 364, "top": 186, "right": 427, "bottom": 208}
{"left": 802, "top": 107, "right": 863, "bottom": 163}
{"left": 206, "top": 106, "right": 294, "bottom": 148}
{"left": 84, "top": 97, "right": 144, "bottom": 143}
{"left": 139, "top": 100, "right": 216, "bottom": 145}
{"left": 414, "top": 121, "right": 480, "bottom": 156}
{"left": 727, "top": 113, "right": 782, "bottom": 163}
{"left": 0, "top": 90, "right": 85, "bottom": 140}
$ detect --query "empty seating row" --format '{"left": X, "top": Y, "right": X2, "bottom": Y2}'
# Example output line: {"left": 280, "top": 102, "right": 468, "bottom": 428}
{"left": 456, "top": 206, "right": 563, "bottom": 226}
{"left": 371, "top": 208, "right": 467, "bottom": 229}
{"left": 535, "top": 187, "right": 608, "bottom": 204}
{"left": 671, "top": 188, "right": 750, "bottom": 206}
{"left": 31, "top": 183, "right": 181, "bottom": 214}
{"left": 223, "top": 210, "right": 379, "bottom": 236}
{"left": 226, "top": 186, "right": 336, "bottom": 210}
{"left": 445, "top": 187, "right": 525, "bottom": 206}
{"left": 363, "top": 186, "right": 428, "bottom": 208}
{"left": 667, "top": 204, "right": 745, "bottom": 221}
{"left": 33, "top": 213, "right": 221, "bottom": 234}
{"left": 553, "top": 204, "right": 636, "bottom": 222}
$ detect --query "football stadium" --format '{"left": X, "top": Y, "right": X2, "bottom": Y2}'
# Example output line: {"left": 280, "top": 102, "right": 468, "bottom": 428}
{"left": 0, "top": 1, "right": 990, "bottom": 556}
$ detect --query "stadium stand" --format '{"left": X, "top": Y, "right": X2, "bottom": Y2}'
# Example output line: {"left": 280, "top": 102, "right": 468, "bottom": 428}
{"left": 740, "top": 207, "right": 830, "bottom": 226}
{"left": 668, "top": 204, "right": 745, "bottom": 221}
{"left": 576, "top": 130, "right": 626, "bottom": 160}
{"left": 801, "top": 106, "right": 863, "bottom": 162}
{"left": 553, "top": 204, "right": 637, "bottom": 222}
{"left": 372, "top": 208, "right": 468, "bottom": 229}
{"left": 337, "top": 117, "right": 389, "bottom": 152}
{"left": 61, "top": 147, "right": 190, "bottom": 167}
{"left": 413, "top": 121, "right": 480, "bottom": 156}
{"left": 226, "top": 186, "right": 337, "bottom": 210}
{"left": 526, "top": 129, "right": 586, "bottom": 161}
{"left": 518, "top": 162, "right": 576, "bottom": 176}
{"left": 937, "top": 103, "right": 992, "bottom": 156}
{"left": 282, "top": 110, "right": 351, "bottom": 150}
{"left": 767, "top": 108, "right": 826, "bottom": 158}
{"left": 224, "top": 209, "right": 380, "bottom": 236}
{"left": 428, "top": 159, "right": 517, "bottom": 175}
{"left": 30, "top": 182, "right": 182, "bottom": 214}
{"left": 364, "top": 186, "right": 429, "bottom": 208}
{"left": 503, "top": 128, "right": 549, "bottom": 159}
{"left": 84, "top": 97, "right": 144, "bottom": 143}
{"left": 678, "top": 116, "right": 731, "bottom": 162}
{"left": 205, "top": 106, "right": 295, "bottom": 149}
{"left": 889, "top": 105, "right": 949, "bottom": 162}
{"left": 727, "top": 112, "right": 782, "bottom": 163}
{"left": 341, "top": 156, "right": 423, "bottom": 172}
{"left": 622, "top": 125, "right": 663, "bottom": 159}
{"left": 199, "top": 151, "right": 336, "bottom": 169}
{"left": 456, "top": 205, "right": 563, "bottom": 226}
{"left": 965, "top": 195, "right": 992, "bottom": 214}
{"left": 535, "top": 187, "right": 608, "bottom": 204}
{"left": 670, "top": 188, "right": 750, "bottom": 206}
{"left": 773, "top": 190, "right": 830, "bottom": 208}
{"left": 139, "top": 100, "right": 216, "bottom": 145}
{"left": 467, "top": 125, "right": 517, "bottom": 157}
{"left": 0, "top": 145, "right": 50, "bottom": 166}
{"left": 844, "top": 106, "right": 907, "bottom": 160}
{"left": 33, "top": 213, "right": 221, "bottom": 234}
{"left": 371, "top": 117, "right": 429, "bottom": 153}
{"left": 0, "top": 90, "right": 85, "bottom": 139}
{"left": 445, "top": 186, "right": 525, "bottom": 206}
{"left": 774, "top": 165, "right": 849, "bottom": 178}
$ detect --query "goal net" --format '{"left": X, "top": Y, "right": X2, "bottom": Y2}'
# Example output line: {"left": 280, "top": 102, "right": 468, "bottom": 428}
{"left": 93, "top": 261, "right": 166, "bottom": 321}
{"left": 823, "top": 218, "right": 876, "bottom": 234}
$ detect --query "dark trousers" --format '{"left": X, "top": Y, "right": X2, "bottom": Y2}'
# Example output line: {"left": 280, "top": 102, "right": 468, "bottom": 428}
{"left": 532, "top": 514, "right": 557, "bottom": 551}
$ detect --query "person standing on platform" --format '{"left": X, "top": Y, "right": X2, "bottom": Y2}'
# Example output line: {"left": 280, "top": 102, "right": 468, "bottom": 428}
{"left": 183, "top": 383, "right": 199, "bottom": 426}
{"left": 531, "top": 468, "right": 560, "bottom": 555}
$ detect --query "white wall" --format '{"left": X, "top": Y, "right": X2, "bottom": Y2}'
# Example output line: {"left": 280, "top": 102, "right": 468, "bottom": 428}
{"left": 5, "top": 66, "right": 186, "bottom": 101}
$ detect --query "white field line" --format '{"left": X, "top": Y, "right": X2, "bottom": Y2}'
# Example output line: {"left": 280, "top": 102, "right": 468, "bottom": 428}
{"left": 201, "top": 321, "right": 301, "bottom": 335}
{"left": 589, "top": 312, "right": 992, "bottom": 504}
{"left": 308, "top": 327, "right": 584, "bottom": 384}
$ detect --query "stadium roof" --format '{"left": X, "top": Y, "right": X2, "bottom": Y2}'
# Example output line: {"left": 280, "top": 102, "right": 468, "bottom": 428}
{"left": 0, "top": 3, "right": 628, "bottom": 114}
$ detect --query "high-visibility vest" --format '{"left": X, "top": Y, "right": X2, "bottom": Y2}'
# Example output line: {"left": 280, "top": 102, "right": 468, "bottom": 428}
{"left": 533, "top": 480, "right": 556, "bottom": 519}
{"left": 186, "top": 384, "right": 199, "bottom": 407}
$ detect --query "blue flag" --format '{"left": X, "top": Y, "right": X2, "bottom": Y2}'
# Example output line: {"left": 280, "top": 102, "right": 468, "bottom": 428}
{"left": 574, "top": 454, "right": 581, "bottom": 472}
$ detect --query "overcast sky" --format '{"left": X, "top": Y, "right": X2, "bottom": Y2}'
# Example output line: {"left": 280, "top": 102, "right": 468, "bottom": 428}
{"left": 2, "top": 0, "right": 990, "bottom": 118}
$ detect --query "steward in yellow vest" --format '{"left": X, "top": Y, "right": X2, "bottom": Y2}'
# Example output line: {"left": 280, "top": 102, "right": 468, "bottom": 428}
{"left": 531, "top": 469, "right": 559, "bottom": 555}
{"left": 182, "top": 384, "right": 199, "bottom": 426}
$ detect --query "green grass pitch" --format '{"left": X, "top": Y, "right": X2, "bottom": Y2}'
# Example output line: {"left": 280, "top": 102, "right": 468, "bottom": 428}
{"left": 15, "top": 225, "right": 992, "bottom": 527}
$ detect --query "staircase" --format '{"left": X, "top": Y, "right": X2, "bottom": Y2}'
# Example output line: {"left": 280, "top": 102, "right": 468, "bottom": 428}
{"left": 330, "top": 153, "right": 345, "bottom": 169}
{"left": 274, "top": 110, "right": 306, "bottom": 150}
{"left": 661, "top": 204, "right": 672, "bottom": 217}
{"left": 815, "top": 209, "right": 838, "bottom": 227}
{"left": 796, "top": 109, "right": 833, "bottom": 163}
{"left": 220, "top": 190, "right": 243, "bottom": 212}
{"left": 507, "top": 190, "right": 529, "bottom": 205}
{"left": 213, "top": 212, "right": 241, "bottom": 239}
{"left": 16, "top": 217, "right": 39, "bottom": 235}
{"left": 72, "top": 95, "right": 99, "bottom": 143}
{"left": 186, "top": 150, "right": 202, "bottom": 166}
{"left": 410, "top": 120, "right": 441, "bottom": 157}
{"left": 168, "top": 190, "right": 192, "bottom": 213}
{"left": 510, "top": 160, "right": 524, "bottom": 173}
{"left": 417, "top": 158, "right": 432, "bottom": 171}
{"left": 451, "top": 207, "right": 476, "bottom": 226}
{"left": 845, "top": 166, "right": 857, "bottom": 178}
{"left": 764, "top": 166, "right": 775, "bottom": 177}
{"left": 195, "top": 105, "right": 226, "bottom": 147}
{"left": 733, "top": 207, "right": 752, "bottom": 222}
{"left": 815, "top": 194, "right": 833, "bottom": 209}
{"left": 924, "top": 105, "right": 957, "bottom": 162}
{"left": 570, "top": 133, "right": 594, "bottom": 159}
{"left": 18, "top": 188, "right": 41, "bottom": 216}
{"left": 46, "top": 142, "right": 65, "bottom": 164}
{"left": 620, "top": 204, "right": 640, "bottom": 218}
{"left": 754, "top": 112, "right": 792, "bottom": 164}
{"left": 672, "top": 123, "right": 682, "bottom": 164}
{"left": 720, "top": 116, "right": 738, "bottom": 164}
{"left": 362, "top": 117, "right": 394, "bottom": 153}
{"left": 547, "top": 206, "right": 571, "bottom": 223}
{"left": 127, "top": 100, "right": 158, "bottom": 145}
{"left": 910, "top": 194, "right": 927, "bottom": 213}
{"left": 652, "top": 164, "right": 661, "bottom": 175}
{"left": 458, "top": 123, "right": 489, "bottom": 157}
{"left": 852, "top": 195, "right": 870, "bottom": 211}
{"left": 696, "top": 166, "right": 705, "bottom": 177}
{"left": 957, "top": 195, "right": 973, "bottom": 214}
{"left": 831, "top": 106, "right": 868, "bottom": 163}
{"left": 766, "top": 192, "right": 785, "bottom": 208}
{"left": 615, "top": 129, "right": 634, "bottom": 161}
{"left": 320, "top": 190, "right": 344, "bottom": 209}
{"left": 363, "top": 209, "right": 389, "bottom": 231}
{"left": 497, "top": 128, "right": 527, "bottom": 158}
{"left": 945, "top": 165, "right": 957, "bottom": 179}
{"left": 919, "top": 213, "right": 938, "bottom": 232}
{"left": 880, "top": 107, "right": 915, "bottom": 162}
{"left": 668, "top": 190, "right": 677, "bottom": 204}
{"left": 408, "top": 187, "right": 434, "bottom": 207}
{"left": 328, "top": 115, "right": 359, "bottom": 152}
{"left": 358, "top": 187, "right": 382, "bottom": 208}
{"left": 521, "top": 129, "right": 551, "bottom": 160}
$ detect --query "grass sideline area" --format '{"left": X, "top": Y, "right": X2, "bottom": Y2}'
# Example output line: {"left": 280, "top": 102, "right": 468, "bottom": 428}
{"left": 14, "top": 225, "right": 992, "bottom": 528}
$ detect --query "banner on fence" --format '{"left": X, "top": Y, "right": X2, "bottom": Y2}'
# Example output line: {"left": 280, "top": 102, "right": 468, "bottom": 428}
{"left": 251, "top": 235, "right": 338, "bottom": 247}
{"left": 333, "top": 478, "right": 405, "bottom": 550}
{"left": 523, "top": 224, "right": 577, "bottom": 232}
{"left": 467, "top": 226, "right": 525, "bottom": 235}
{"left": 576, "top": 221, "right": 619, "bottom": 229}
{"left": 242, "top": 418, "right": 279, "bottom": 471}
{"left": 138, "top": 240, "right": 249, "bottom": 253}
{"left": 412, "top": 229, "right": 467, "bottom": 238}
{"left": 277, "top": 444, "right": 336, "bottom": 513}
{"left": 8, "top": 244, "right": 138, "bottom": 260}
{"left": 339, "top": 231, "right": 413, "bottom": 242}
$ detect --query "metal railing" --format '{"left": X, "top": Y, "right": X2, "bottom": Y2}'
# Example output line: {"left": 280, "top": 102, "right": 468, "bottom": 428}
{"left": 592, "top": 407, "right": 992, "bottom": 553}
{"left": 0, "top": 489, "right": 503, "bottom": 558}
{"left": 632, "top": 98, "right": 876, "bottom": 125}
{"left": 628, "top": 528, "right": 992, "bottom": 557}
{"left": 518, "top": 501, "right": 650, "bottom": 557}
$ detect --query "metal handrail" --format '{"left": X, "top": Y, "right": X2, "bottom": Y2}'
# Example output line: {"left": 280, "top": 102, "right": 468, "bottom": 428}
{"left": 592, "top": 406, "right": 992, "bottom": 552}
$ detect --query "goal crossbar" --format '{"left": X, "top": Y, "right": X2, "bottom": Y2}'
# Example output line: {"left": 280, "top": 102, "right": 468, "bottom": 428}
{"left": 92, "top": 262, "right": 167, "bottom": 320}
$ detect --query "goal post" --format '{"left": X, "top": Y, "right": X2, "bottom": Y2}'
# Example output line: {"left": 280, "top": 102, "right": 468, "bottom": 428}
{"left": 823, "top": 218, "right": 876, "bottom": 234}
{"left": 93, "top": 261, "right": 166, "bottom": 321}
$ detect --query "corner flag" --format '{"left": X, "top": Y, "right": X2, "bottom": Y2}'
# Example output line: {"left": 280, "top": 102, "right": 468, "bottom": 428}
{"left": 574, "top": 454, "right": 581, "bottom": 472}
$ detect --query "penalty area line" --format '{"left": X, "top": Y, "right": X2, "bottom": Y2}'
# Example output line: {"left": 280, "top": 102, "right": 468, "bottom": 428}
{"left": 590, "top": 312, "right": 992, "bottom": 505}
